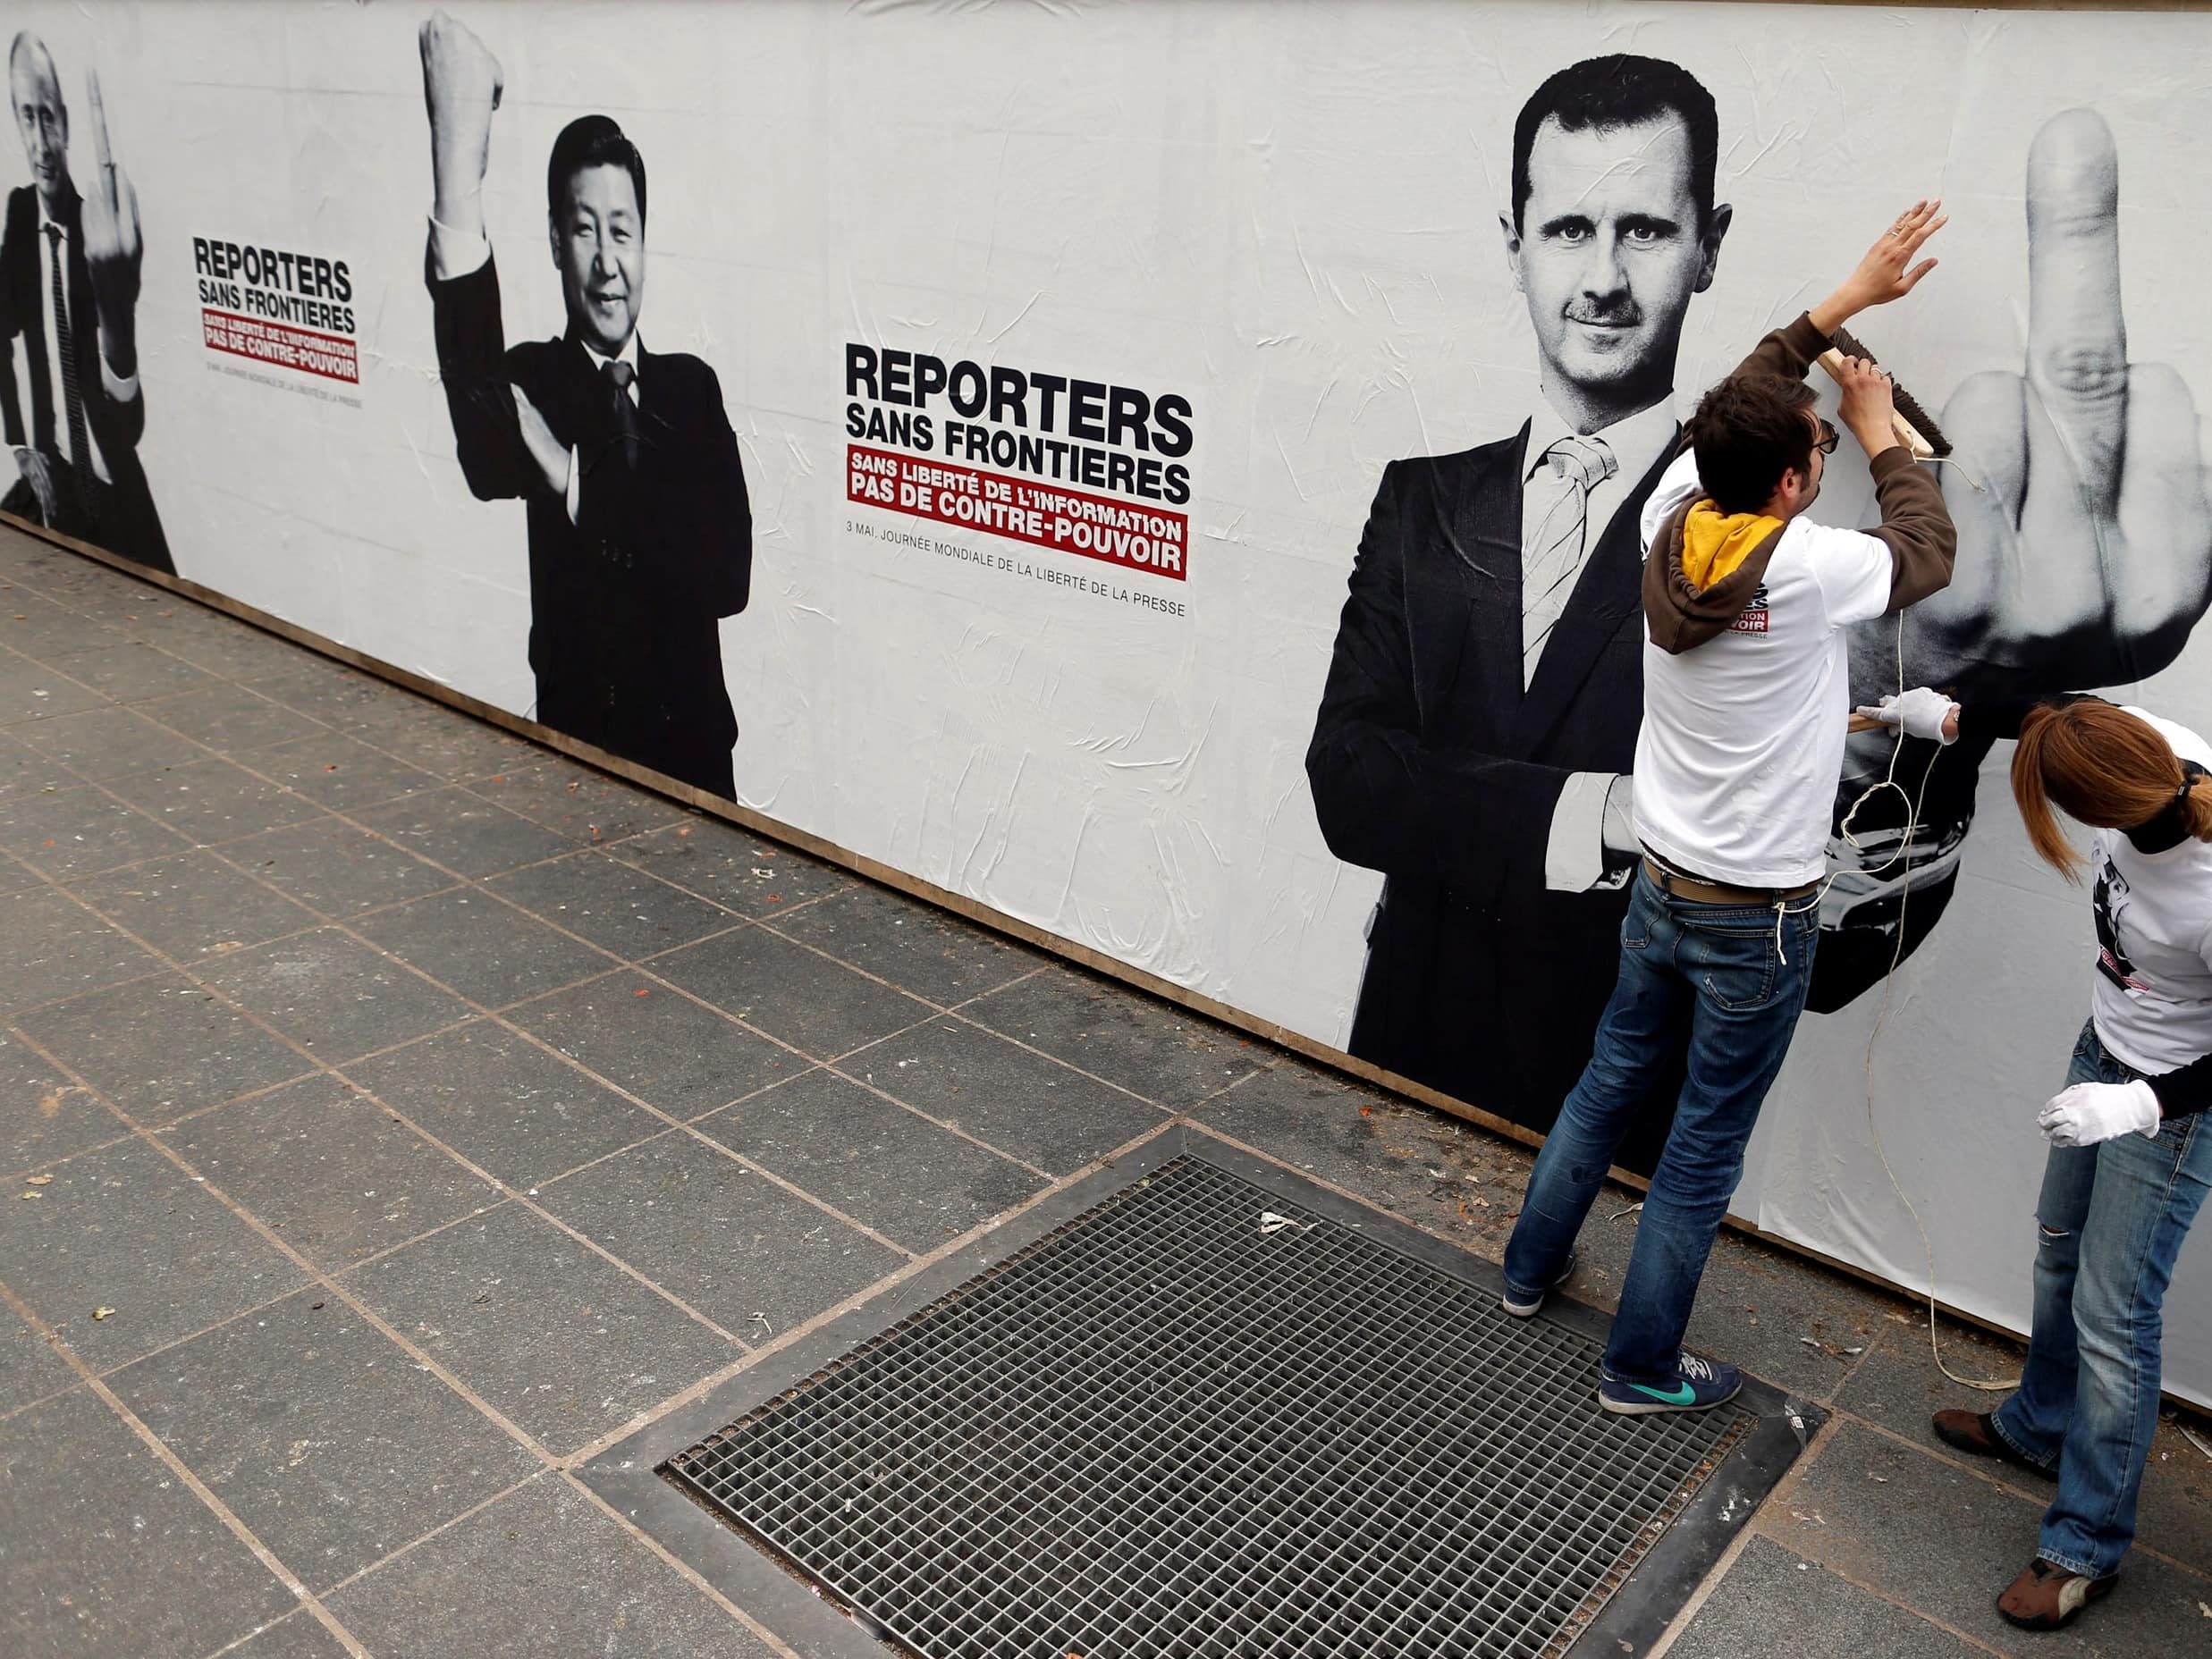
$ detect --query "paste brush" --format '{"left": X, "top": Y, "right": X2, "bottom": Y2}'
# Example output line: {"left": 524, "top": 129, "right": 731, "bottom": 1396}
{"left": 1818, "top": 325, "right": 1952, "bottom": 459}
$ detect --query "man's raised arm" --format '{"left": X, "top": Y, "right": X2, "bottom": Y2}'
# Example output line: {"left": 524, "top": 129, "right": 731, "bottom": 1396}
{"left": 419, "top": 11, "right": 536, "bottom": 503}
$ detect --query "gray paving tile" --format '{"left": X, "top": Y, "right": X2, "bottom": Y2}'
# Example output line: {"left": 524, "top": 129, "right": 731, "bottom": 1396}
{"left": 14, "top": 975, "right": 310, "bottom": 1125}
{"left": 965, "top": 965, "right": 1266, "bottom": 1108}
{"left": 102, "top": 756, "right": 324, "bottom": 846}
{"left": 108, "top": 1286, "right": 539, "bottom": 1591}
{"left": 0, "top": 593, "right": 130, "bottom": 661}
{"left": 160, "top": 1079, "right": 500, "bottom": 1272}
{"left": 8, "top": 704, "right": 204, "bottom": 779}
{"left": 697, "top": 1068, "right": 1042, "bottom": 1251}
{"left": 224, "top": 817, "right": 454, "bottom": 917}
{"left": 1670, "top": 1536, "right": 1983, "bottom": 1659}
{"left": 197, "top": 930, "right": 473, "bottom": 1065}
{"left": 536, "top": 1129, "right": 903, "bottom": 1335}
{"left": 255, "top": 730, "right": 440, "bottom": 812}
{"left": 612, "top": 817, "right": 854, "bottom": 916}
{"left": 137, "top": 613, "right": 305, "bottom": 681}
{"left": 344, "top": 1023, "right": 663, "bottom": 1189}
{"left": 464, "top": 759, "right": 688, "bottom": 845}
{"left": 346, "top": 1205, "right": 735, "bottom": 1454}
{"left": 1673, "top": 1228, "right": 1893, "bottom": 1405}
{"left": 244, "top": 656, "right": 430, "bottom": 729}
{"left": 772, "top": 881, "right": 1047, "bottom": 1005}
{"left": 69, "top": 848, "right": 322, "bottom": 962}
{"left": 344, "top": 709, "right": 538, "bottom": 782}
{"left": 847, "top": 1016, "right": 1167, "bottom": 1175}
{"left": 217, "top": 1613, "right": 354, "bottom": 1659}
{"left": 1836, "top": 1324, "right": 2212, "bottom": 1571}
{"left": 486, "top": 851, "right": 740, "bottom": 959}
{"left": 0, "top": 727, "right": 61, "bottom": 794}
{"left": 0, "top": 1310, "right": 76, "bottom": 1416}
{"left": 351, "top": 888, "right": 612, "bottom": 1010}
{"left": 0, "top": 1387, "right": 297, "bottom": 1659}
{"left": 44, "top": 641, "right": 215, "bottom": 703}
{"left": 1769, "top": 1420, "right": 2212, "bottom": 1655}
{"left": 0, "top": 784, "right": 192, "bottom": 878}
{"left": 654, "top": 923, "right": 935, "bottom": 1060}
{"left": 0, "top": 653, "right": 106, "bottom": 724}
{"left": 0, "top": 885, "right": 161, "bottom": 1018}
{"left": 0, "top": 1027, "right": 125, "bottom": 1176}
{"left": 508, "top": 972, "right": 801, "bottom": 1120}
{"left": 351, "top": 787, "right": 576, "bottom": 879}
{"left": 137, "top": 682, "right": 325, "bottom": 754}
{"left": 324, "top": 1476, "right": 776, "bottom": 1658}
{"left": 0, "top": 1136, "right": 305, "bottom": 1371}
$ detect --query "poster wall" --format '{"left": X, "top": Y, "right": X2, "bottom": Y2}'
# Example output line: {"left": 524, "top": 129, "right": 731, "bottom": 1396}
{"left": 12, "top": 0, "right": 2212, "bottom": 1402}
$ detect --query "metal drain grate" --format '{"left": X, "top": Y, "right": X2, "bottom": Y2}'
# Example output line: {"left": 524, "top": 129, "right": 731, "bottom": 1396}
{"left": 663, "top": 1154, "right": 1750, "bottom": 1659}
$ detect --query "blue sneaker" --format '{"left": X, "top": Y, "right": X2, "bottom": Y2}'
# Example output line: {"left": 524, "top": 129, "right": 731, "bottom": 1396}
{"left": 1499, "top": 1249, "right": 1577, "bottom": 1318}
{"left": 1599, "top": 1353, "right": 1741, "bottom": 1416}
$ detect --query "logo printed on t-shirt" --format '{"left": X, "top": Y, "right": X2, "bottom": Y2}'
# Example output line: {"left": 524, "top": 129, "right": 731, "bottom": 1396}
{"left": 1729, "top": 583, "right": 1770, "bottom": 634}
{"left": 2093, "top": 854, "right": 2152, "bottom": 995}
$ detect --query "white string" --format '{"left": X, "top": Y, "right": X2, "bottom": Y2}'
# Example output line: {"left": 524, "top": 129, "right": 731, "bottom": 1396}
{"left": 1824, "top": 609, "right": 2018, "bottom": 1391}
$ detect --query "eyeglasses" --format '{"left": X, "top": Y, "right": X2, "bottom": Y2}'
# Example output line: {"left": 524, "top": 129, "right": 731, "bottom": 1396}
{"left": 1814, "top": 419, "right": 1840, "bottom": 456}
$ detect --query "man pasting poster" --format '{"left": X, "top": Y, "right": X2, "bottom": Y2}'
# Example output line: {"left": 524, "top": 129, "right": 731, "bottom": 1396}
{"left": 417, "top": 10, "right": 751, "bottom": 799}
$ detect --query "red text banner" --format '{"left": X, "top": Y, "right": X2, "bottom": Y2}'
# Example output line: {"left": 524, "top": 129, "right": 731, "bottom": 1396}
{"left": 847, "top": 444, "right": 1186, "bottom": 581}
{"left": 202, "top": 307, "right": 359, "bottom": 383}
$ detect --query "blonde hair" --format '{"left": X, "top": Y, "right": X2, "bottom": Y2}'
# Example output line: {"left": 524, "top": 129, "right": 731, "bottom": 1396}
{"left": 2012, "top": 701, "right": 2212, "bottom": 881}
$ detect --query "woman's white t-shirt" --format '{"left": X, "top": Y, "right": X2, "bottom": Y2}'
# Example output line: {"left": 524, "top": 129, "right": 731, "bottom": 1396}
{"left": 2086, "top": 710, "right": 2212, "bottom": 1074}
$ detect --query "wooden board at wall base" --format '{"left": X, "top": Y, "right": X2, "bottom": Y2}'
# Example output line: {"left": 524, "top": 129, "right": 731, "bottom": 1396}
{"left": 11, "top": 507, "right": 2190, "bottom": 1412}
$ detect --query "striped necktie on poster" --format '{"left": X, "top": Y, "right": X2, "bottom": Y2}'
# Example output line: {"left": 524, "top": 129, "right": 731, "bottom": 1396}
{"left": 44, "top": 223, "right": 89, "bottom": 480}
{"left": 1520, "top": 434, "right": 1617, "bottom": 687}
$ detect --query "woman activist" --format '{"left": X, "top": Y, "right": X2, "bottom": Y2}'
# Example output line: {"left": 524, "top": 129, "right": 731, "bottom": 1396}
{"left": 1932, "top": 696, "right": 2212, "bottom": 1630}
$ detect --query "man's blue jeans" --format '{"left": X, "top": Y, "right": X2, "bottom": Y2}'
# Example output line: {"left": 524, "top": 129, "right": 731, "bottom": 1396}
{"left": 1990, "top": 1019, "right": 2212, "bottom": 1580}
{"left": 1503, "top": 865, "right": 1817, "bottom": 1383}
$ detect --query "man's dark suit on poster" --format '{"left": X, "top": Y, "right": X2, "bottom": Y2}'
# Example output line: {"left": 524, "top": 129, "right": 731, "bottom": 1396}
{"left": 1306, "top": 425, "right": 1680, "bottom": 1164}
{"left": 0, "top": 181, "right": 168, "bottom": 572}
{"left": 428, "top": 252, "right": 750, "bottom": 798}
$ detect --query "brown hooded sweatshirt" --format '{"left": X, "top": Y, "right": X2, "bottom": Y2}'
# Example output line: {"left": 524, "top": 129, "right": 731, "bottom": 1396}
{"left": 1642, "top": 312, "right": 1956, "bottom": 654}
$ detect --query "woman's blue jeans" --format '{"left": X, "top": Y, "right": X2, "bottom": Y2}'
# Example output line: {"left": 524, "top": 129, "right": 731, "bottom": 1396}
{"left": 1504, "top": 865, "right": 1818, "bottom": 1383}
{"left": 1990, "top": 1019, "right": 2212, "bottom": 1579}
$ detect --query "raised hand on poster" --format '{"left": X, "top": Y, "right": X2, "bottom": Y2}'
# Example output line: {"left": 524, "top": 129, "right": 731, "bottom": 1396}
{"left": 12, "top": 448, "right": 55, "bottom": 525}
{"left": 419, "top": 10, "right": 503, "bottom": 244}
{"left": 79, "top": 69, "right": 140, "bottom": 378}
{"left": 509, "top": 385, "right": 567, "bottom": 498}
{"left": 1906, "top": 109, "right": 2212, "bottom": 703}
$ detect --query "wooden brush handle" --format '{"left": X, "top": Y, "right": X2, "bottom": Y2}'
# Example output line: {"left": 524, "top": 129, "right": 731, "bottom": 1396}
{"left": 1848, "top": 712, "right": 1883, "bottom": 734}
{"left": 1816, "top": 348, "right": 1934, "bottom": 459}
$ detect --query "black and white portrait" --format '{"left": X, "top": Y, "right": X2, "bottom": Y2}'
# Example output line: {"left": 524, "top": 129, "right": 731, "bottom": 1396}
{"left": 418, "top": 9, "right": 752, "bottom": 799}
{"left": 1306, "top": 57, "right": 2212, "bottom": 1159}
{"left": 0, "top": 32, "right": 167, "bottom": 572}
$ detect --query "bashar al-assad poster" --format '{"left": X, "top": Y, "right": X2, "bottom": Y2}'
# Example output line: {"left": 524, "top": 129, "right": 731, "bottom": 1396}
{"left": 1306, "top": 52, "right": 2212, "bottom": 1168}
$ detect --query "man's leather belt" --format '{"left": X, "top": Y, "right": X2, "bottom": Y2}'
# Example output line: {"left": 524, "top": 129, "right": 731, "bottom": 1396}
{"left": 1642, "top": 856, "right": 1819, "bottom": 905}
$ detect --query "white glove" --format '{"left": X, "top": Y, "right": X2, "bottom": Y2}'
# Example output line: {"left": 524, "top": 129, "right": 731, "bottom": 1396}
{"left": 1855, "top": 686, "right": 1959, "bottom": 745}
{"left": 2038, "top": 1080, "right": 2163, "bottom": 1146}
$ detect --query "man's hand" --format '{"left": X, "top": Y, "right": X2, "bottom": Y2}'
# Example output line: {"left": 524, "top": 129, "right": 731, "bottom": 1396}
{"left": 13, "top": 448, "right": 55, "bottom": 524}
{"left": 420, "top": 11, "right": 502, "bottom": 242}
{"left": 1834, "top": 355, "right": 1902, "bottom": 458}
{"left": 1907, "top": 109, "right": 2212, "bottom": 701}
{"left": 78, "top": 71, "right": 140, "bottom": 379}
{"left": 2039, "top": 1079, "right": 2162, "bottom": 1146}
{"left": 1810, "top": 200, "right": 1946, "bottom": 335}
{"left": 511, "top": 384, "right": 567, "bottom": 499}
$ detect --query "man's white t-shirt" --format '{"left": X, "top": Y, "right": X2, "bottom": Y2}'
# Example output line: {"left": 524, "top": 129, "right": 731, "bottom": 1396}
{"left": 1630, "top": 448, "right": 1895, "bottom": 888}
{"left": 2087, "top": 710, "right": 2212, "bottom": 1074}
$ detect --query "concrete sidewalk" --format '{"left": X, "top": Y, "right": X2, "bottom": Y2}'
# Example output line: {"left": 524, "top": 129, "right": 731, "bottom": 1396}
{"left": 0, "top": 522, "right": 2205, "bottom": 1658}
